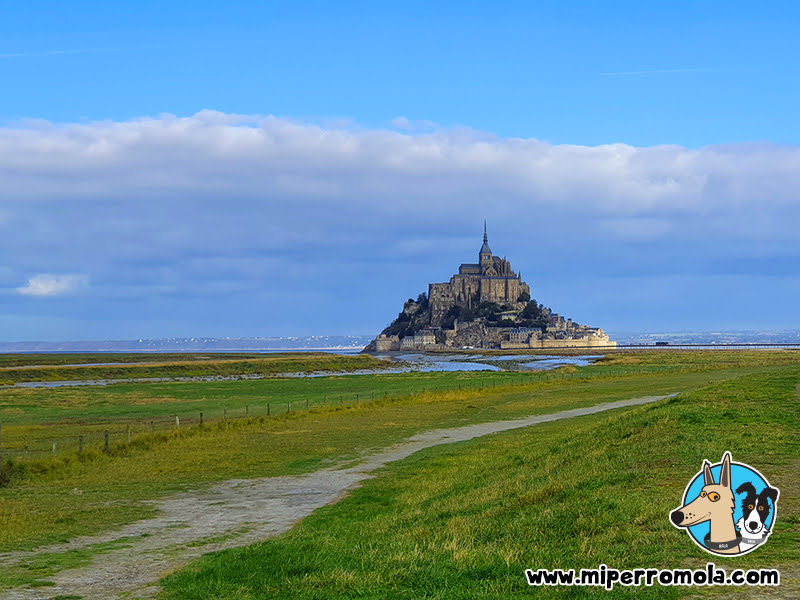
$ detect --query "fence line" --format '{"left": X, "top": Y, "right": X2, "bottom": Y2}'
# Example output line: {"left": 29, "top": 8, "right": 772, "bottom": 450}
{"left": 0, "top": 366, "right": 654, "bottom": 462}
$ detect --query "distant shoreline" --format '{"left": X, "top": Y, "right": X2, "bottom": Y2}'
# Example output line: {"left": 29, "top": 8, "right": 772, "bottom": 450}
{"left": 0, "top": 347, "right": 366, "bottom": 355}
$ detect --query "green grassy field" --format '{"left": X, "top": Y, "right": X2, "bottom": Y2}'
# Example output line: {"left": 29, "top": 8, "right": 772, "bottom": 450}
{"left": 2, "top": 350, "right": 792, "bottom": 448}
{"left": 0, "top": 373, "right": 692, "bottom": 553}
{"left": 0, "top": 352, "right": 381, "bottom": 385}
{"left": 0, "top": 350, "right": 797, "bottom": 597}
{"left": 0, "top": 352, "right": 274, "bottom": 368}
{"left": 158, "top": 365, "right": 800, "bottom": 599}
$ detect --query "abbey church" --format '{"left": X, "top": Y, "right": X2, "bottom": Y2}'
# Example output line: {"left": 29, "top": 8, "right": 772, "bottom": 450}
{"left": 429, "top": 223, "right": 529, "bottom": 327}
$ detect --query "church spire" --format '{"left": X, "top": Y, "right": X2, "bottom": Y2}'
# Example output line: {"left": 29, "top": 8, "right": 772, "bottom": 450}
{"left": 479, "top": 219, "right": 492, "bottom": 259}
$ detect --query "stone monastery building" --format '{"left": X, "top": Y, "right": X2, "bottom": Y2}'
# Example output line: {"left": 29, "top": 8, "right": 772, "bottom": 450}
{"left": 429, "top": 223, "right": 529, "bottom": 327}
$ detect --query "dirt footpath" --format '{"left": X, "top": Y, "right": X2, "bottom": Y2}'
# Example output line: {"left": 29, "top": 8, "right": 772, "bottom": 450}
{"left": 0, "top": 395, "right": 672, "bottom": 600}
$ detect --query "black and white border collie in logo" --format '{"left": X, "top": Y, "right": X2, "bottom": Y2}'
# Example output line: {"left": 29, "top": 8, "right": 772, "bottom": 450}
{"left": 670, "top": 452, "right": 779, "bottom": 556}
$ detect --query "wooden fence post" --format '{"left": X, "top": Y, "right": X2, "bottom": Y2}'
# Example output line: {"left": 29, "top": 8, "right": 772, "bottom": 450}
{"left": 52, "top": 442, "right": 57, "bottom": 456}
{"left": 104, "top": 431, "right": 110, "bottom": 453}
{"left": 267, "top": 402, "right": 271, "bottom": 416}
{"left": 127, "top": 424, "right": 132, "bottom": 443}
{"left": 223, "top": 409, "right": 227, "bottom": 421}
{"left": 175, "top": 415, "right": 180, "bottom": 429}
{"left": 200, "top": 411, "right": 204, "bottom": 425}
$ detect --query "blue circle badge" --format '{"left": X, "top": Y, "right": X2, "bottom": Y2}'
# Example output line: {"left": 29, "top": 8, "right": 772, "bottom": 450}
{"left": 670, "top": 452, "right": 779, "bottom": 556}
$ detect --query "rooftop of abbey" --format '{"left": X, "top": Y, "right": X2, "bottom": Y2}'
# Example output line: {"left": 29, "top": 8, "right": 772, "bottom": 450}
{"left": 365, "top": 224, "right": 615, "bottom": 352}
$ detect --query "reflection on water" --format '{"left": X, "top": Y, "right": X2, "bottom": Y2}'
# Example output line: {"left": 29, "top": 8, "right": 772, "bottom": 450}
{"left": 284, "top": 357, "right": 501, "bottom": 378}
{"left": 15, "top": 380, "right": 110, "bottom": 388}
{"left": 377, "top": 353, "right": 601, "bottom": 373}
{"left": 519, "top": 355, "right": 603, "bottom": 370}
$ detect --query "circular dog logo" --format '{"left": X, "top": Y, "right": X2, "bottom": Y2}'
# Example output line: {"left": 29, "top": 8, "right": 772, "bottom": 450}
{"left": 670, "top": 452, "right": 779, "bottom": 556}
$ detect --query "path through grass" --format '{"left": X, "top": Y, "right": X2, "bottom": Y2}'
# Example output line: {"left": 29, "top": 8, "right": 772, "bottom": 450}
{"left": 159, "top": 366, "right": 800, "bottom": 599}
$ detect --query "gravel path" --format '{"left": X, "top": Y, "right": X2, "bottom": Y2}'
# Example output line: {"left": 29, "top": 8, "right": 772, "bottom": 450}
{"left": 0, "top": 394, "right": 673, "bottom": 600}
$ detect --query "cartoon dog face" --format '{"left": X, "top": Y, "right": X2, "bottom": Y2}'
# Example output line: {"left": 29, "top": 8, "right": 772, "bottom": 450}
{"left": 736, "top": 482, "right": 778, "bottom": 535}
{"left": 670, "top": 451, "right": 779, "bottom": 556}
{"left": 670, "top": 453, "right": 734, "bottom": 528}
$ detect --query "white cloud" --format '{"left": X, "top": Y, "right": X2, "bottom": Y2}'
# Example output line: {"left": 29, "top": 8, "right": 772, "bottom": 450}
{"left": 1, "top": 110, "right": 798, "bottom": 223}
{"left": 17, "top": 274, "right": 88, "bottom": 297}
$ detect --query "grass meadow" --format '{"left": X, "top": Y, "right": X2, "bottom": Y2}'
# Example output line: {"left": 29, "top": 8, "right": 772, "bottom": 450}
{"left": 0, "top": 350, "right": 797, "bottom": 597}
{"left": 159, "top": 364, "right": 800, "bottom": 599}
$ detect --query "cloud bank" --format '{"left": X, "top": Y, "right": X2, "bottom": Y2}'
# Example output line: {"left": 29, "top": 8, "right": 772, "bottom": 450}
{"left": 2, "top": 110, "right": 799, "bottom": 214}
{"left": 1, "top": 111, "right": 799, "bottom": 339}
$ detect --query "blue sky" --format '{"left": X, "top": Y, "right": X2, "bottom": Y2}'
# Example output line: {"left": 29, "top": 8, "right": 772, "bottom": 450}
{"left": 2, "top": 1, "right": 800, "bottom": 341}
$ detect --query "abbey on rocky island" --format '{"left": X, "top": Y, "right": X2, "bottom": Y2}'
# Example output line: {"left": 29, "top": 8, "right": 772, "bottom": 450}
{"left": 365, "top": 224, "right": 615, "bottom": 352}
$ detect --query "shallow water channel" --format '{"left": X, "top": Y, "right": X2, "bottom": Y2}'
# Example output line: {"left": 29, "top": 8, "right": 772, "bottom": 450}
{"left": 4, "top": 353, "right": 602, "bottom": 388}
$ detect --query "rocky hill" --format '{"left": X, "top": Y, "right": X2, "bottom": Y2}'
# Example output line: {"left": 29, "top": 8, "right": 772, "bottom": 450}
{"left": 364, "top": 225, "right": 614, "bottom": 352}
{"left": 362, "top": 292, "right": 611, "bottom": 351}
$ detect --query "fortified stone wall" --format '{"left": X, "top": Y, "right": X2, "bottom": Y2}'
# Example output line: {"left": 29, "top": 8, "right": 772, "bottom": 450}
{"left": 479, "top": 277, "right": 527, "bottom": 305}
{"left": 450, "top": 273, "right": 481, "bottom": 304}
{"left": 429, "top": 282, "right": 455, "bottom": 327}
{"left": 500, "top": 337, "right": 617, "bottom": 349}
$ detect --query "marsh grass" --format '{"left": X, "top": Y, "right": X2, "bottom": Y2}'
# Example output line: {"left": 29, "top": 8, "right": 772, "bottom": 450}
{"left": 0, "top": 353, "right": 380, "bottom": 384}
{"left": 2, "top": 350, "right": 792, "bottom": 459}
{"left": 0, "top": 370, "right": 556, "bottom": 462}
{"left": 0, "top": 352, "right": 274, "bottom": 368}
{"left": 158, "top": 367, "right": 800, "bottom": 599}
{"left": 0, "top": 367, "right": 732, "bottom": 552}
